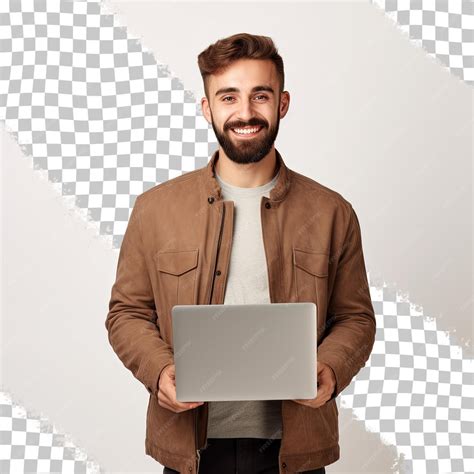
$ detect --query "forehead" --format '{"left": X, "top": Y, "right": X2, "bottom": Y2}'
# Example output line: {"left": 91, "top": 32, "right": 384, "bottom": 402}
{"left": 208, "top": 59, "right": 279, "bottom": 95}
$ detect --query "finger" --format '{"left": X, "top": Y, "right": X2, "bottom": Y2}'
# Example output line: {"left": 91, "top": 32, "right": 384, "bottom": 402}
{"left": 190, "top": 402, "right": 204, "bottom": 408}
{"left": 180, "top": 400, "right": 204, "bottom": 407}
{"left": 169, "top": 384, "right": 202, "bottom": 410}
{"left": 316, "top": 381, "right": 329, "bottom": 392}
{"left": 160, "top": 384, "right": 178, "bottom": 408}
{"left": 160, "top": 394, "right": 196, "bottom": 413}
{"left": 293, "top": 399, "right": 310, "bottom": 405}
{"left": 174, "top": 400, "right": 203, "bottom": 411}
{"left": 158, "top": 389, "right": 172, "bottom": 411}
{"left": 165, "top": 371, "right": 176, "bottom": 382}
{"left": 315, "top": 387, "right": 329, "bottom": 399}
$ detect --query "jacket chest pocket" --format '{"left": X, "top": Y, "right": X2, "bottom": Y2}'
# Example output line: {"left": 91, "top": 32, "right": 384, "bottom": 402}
{"left": 155, "top": 249, "right": 199, "bottom": 309}
{"left": 293, "top": 248, "right": 329, "bottom": 340}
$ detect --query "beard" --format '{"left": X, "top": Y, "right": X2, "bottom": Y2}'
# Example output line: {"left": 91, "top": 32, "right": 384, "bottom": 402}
{"left": 210, "top": 107, "right": 281, "bottom": 165}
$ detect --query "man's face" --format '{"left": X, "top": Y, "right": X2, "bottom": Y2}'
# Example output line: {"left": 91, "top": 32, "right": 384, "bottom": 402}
{"left": 201, "top": 58, "right": 290, "bottom": 165}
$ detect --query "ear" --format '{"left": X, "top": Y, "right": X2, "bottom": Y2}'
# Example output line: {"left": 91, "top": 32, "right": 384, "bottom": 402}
{"left": 201, "top": 96, "right": 211, "bottom": 124}
{"left": 279, "top": 91, "right": 290, "bottom": 119}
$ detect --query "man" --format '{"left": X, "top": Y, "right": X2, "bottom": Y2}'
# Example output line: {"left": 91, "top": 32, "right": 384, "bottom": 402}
{"left": 106, "top": 33, "right": 376, "bottom": 474}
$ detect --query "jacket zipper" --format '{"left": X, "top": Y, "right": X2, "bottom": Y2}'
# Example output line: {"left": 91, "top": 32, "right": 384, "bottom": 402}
{"left": 196, "top": 201, "right": 226, "bottom": 473}
{"left": 261, "top": 196, "right": 285, "bottom": 474}
{"left": 195, "top": 404, "right": 203, "bottom": 473}
{"left": 196, "top": 446, "right": 201, "bottom": 473}
{"left": 207, "top": 202, "right": 226, "bottom": 306}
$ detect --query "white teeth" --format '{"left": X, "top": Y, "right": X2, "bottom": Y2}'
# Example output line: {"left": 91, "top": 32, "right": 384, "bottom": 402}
{"left": 232, "top": 127, "right": 261, "bottom": 135}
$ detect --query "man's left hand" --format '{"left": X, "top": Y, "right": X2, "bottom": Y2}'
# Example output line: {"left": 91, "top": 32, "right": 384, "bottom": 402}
{"left": 292, "top": 361, "right": 336, "bottom": 408}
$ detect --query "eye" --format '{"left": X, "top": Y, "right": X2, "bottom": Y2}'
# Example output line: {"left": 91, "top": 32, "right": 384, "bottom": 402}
{"left": 222, "top": 96, "right": 235, "bottom": 102}
{"left": 255, "top": 94, "right": 268, "bottom": 100}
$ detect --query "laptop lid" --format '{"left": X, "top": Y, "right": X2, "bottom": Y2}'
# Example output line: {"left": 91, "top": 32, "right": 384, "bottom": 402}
{"left": 172, "top": 302, "right": 317, "bottom": 402}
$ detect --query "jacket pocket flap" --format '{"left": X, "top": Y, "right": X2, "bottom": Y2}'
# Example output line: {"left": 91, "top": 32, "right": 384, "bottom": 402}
{"left": 156, "top": 249, "right": 199, "bottom": 276}
{"left": 293, "top": 248, "right": 329, "bottom": 277}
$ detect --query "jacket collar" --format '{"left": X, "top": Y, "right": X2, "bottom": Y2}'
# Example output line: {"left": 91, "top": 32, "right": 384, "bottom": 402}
{"left": 203, "top": 147, "right": 292, "bottom": 204}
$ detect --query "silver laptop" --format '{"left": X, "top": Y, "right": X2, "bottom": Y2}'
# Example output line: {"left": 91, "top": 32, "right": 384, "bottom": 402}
{"left": 171, "top": 302, "right": 317, "bottom": 402}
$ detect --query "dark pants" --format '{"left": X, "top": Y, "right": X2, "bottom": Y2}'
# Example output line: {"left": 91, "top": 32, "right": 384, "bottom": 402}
{"left": 163, "top": 437, "right": 326, "bottom": 474}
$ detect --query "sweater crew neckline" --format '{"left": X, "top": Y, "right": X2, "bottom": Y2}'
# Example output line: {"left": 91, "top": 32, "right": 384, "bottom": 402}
{"left": 215, "top": 166, "right": 280, "bottom": 196}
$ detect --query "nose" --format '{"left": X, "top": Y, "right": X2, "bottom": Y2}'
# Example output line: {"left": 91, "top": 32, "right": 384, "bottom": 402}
{"left": 235, "top": 99, "right": 255, "bottom": 124}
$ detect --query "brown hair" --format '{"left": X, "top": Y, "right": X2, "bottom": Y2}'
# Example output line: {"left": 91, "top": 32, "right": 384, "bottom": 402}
{"left": 197, "top": 32, "right": 285, "bottom": 99}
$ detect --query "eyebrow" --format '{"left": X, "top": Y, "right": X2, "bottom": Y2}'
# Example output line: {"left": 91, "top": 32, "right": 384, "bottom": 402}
{"left": 215, "top": 85, "right": 275, "bottom": 97}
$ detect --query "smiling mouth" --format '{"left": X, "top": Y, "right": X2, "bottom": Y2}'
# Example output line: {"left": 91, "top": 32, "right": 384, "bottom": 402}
{"left": 230, "top": 125, "right": 264, "bottom": 137}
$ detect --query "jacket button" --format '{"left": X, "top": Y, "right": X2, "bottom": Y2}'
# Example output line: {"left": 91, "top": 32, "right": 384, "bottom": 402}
{"left": 208, "top": 196, "right": 215, "bottom": 204}
{"left": 282, "top": 462, "right": 286, "bottom": 468}
{"left": 265, "top": 202, "right": 271, "bottom": 209}
{"left": 188, "top": 467, "right": 192, "bottom": 471}
{"left": 216, "top": 270, "right": 221, "bottom": 276}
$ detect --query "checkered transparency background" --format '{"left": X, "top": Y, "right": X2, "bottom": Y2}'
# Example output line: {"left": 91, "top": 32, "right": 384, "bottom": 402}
{"left": 373, "top": 0, "right": 473, "bottom": 85}
{"left": 0, "top": 1, "right": 472, "bottom": 473}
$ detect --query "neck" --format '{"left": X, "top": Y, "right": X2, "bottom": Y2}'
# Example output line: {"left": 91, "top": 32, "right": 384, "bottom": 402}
{"left": 215, "top": 147, "right": 278, "bottom": 188}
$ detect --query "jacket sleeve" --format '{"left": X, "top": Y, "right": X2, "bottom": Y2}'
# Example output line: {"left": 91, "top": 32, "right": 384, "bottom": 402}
{"left": 105, "top": 195, "right": 174, "bottom": 396}
{"left": 317, "top": 205, "right": 376, "bottom": 400}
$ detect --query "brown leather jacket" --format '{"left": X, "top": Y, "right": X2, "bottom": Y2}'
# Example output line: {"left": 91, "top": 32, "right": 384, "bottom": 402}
{"left": 105, "top": 148, "right": 376, "bottom": 473}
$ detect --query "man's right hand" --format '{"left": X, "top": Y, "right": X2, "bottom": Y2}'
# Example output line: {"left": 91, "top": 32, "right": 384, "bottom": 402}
{"left": 157, "top": 364, "right": 204, "bottom": 413}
